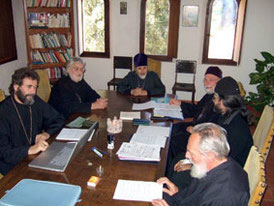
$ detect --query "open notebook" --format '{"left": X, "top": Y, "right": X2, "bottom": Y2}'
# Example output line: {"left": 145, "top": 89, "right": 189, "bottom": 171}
{"left": 28, "top": 121, "right": 98, "bottom": 172}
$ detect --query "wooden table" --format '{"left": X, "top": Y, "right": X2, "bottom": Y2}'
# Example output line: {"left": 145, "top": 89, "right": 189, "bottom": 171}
{"left": 0, "top": 90, "right": 172, "bottom": 206}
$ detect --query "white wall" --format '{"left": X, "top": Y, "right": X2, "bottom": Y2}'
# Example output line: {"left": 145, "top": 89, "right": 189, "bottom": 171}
{"left": 0, "top": 0, "right": 27, "bottom": 94}
{"left": 2, "top": 0, "right": 273, "bottom": 101}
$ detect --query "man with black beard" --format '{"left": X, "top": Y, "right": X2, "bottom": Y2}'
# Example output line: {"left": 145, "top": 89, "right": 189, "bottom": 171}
{"left": 117, "top": 53, "right": 166, "bottom": 96}
{"left": 152, "top": 123, "right": 250, "bottom": 206}
{"left": 0, "top": 68, "right": 64, "bottom": 175}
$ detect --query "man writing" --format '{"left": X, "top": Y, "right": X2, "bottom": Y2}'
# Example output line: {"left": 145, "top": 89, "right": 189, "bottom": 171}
{"left": 0, "top": 68, "right": 64, "bottom": 175}
{"left": 49, "top": 57, "right": 108, "bottom": 118}
{"left": 152, "top": 123, "right": 250, "bottom": 206}
{"left": 117, "top": 53, "right": 166, "bottom": 96}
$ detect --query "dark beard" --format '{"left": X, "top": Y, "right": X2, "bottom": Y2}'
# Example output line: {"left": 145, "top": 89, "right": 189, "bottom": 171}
{"left": 16, "top": 89, "right": 35, "bottom": 105}
{"left": 213, "top": 104, "right": 223, "bottom": 114}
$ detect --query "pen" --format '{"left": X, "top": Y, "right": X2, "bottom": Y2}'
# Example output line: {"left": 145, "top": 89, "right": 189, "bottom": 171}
{"left": 91, "top": 147, "right": 103, "bottom": 158}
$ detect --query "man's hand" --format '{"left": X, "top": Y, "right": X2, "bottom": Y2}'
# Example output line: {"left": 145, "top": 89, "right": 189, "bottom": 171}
{"left": 186, "top": 126, "right": 193, "bottom": 133}
{"left": 169, "top": 98, "right": 181, "bottom": 105}
{"left": 174, "top": 160, "right": 192, "bottom": 172}
{"left": 35, "top": 132, "right": 50, "bottom": 143}
{"left": 152, "top": 199, "right": 170, "bottom": 206}
{"left": 157, "top": 177, "right": 178, "bottom": 196}
{"left": 91, "top": 98, "right": 108, "bottom": 110}
{"left": 28, "top": 139, "right": 49, "bottom": 155}
{"left": 130, "top": 88, "right": 148, "bottom": 96}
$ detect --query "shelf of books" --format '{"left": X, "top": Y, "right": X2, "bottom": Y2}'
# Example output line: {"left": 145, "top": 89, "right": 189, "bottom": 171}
{"left": 23, "top": 0, "right": 75, "bottom": 83}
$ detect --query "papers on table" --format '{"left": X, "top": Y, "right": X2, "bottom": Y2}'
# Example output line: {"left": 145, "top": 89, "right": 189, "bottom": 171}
{"left": 132, "top": 100, "right": 183, "bottom": 120}
{"left": 113, "top": 179, "right": 163, "bottom": 202}
{"left": 56, "top": 128, "right": 95, "bottom": 142}
{"left": 130, "top": 133, "right": 166, "bottom": 148}
{"left": 120, "top": 111, "right": 141, "bottom": 120}
{"left": 116, "top": 142, "right": 161, "bottom": 161}
{"left": 136, "top": 125, "right": 170, "bottom": 137}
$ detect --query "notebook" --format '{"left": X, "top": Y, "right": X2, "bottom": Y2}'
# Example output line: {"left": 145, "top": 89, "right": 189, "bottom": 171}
{"left": 0, "top": 179, "right": 81, "bottom": 206}
{"left": 28, "top": 121, "right": 98, "bottom": 172}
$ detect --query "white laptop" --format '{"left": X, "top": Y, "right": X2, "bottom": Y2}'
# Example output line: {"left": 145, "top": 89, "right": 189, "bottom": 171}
{"left": 28, "top": 121, "right": 98, "bottom": 172}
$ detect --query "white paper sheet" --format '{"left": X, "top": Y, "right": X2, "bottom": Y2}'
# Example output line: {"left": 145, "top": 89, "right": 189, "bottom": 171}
{"left": 132, "top": 100, "right": 181, "bottom": 111}
{"left": 116, "top": 142, "right": 161, "bottom": 161}
{"left": 113, "top": 180, "right": 163, "bottom": 202}
{"left": 120, "top": 111, "right": 141, "bottom": 120}
{"left": 55, "top": 128, "right": 88, "bottom": 141}
{"left": 153, "top": 108, "right": 184, "bottom": 120}
{"left": 130, "top": 133, "right": 167, "bottom": 148}
{"left": 136, "top": 125, "right": 170, "bottom": 137}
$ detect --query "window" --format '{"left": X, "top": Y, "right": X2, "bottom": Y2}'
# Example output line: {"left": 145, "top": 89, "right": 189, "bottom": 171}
{"left": 140, "top": 0, "right": 180, "bottom": 61}
{"left": 0, "top": 0, "right": 17, "bottom": 65}
{"left": 77, "top": 0, "right": 110, "bottom": 58}
{"left": 202, "top": 0, "right": 247, "bottom": 65}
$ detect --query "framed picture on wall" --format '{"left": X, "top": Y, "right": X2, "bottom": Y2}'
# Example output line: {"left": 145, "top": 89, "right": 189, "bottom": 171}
{"left": 182, "top": 5, "right": 199, "bottom": 27}
{"left": 120, "top": 2, "right": 127, "bottom": 15}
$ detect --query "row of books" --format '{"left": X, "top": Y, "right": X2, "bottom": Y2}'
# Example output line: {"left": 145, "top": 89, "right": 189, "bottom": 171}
{"left": 46, "top": 67, "right": 66, "bottom": 80}
{"left": 26, "top": 0, "right": 70, "bottom": 7}
{"left": 29, "top": 32, "right": 71, "bottom": 48}
{"left": 31, "top": 48, "right": 72, "bottom": 64}
{"left": 28, "top": 13, "right": 70, "bottom": 28}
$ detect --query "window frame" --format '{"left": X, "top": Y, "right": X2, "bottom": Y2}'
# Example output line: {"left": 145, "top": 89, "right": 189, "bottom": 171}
{"left": 77, "top": 0, "right": 110, "bottom": 58}
{"left": 202, "top": 0, "right": 247, "bottom": 65}
{"left": 140, "top": 0, "right": 180, "bottom": 62}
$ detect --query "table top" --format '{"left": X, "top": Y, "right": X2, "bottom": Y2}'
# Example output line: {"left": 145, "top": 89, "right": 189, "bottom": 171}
{"left": 0, "top": 90, "right": 172, "bottom": 206}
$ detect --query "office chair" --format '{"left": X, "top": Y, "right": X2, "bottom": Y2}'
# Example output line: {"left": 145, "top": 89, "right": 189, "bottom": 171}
{"left": 107, "top": 56, "right": 133, "bottom": 90}
{"left": 148, "top": 58, "right": 161, "bottom": 77}
{"left": 172, "top": 60, "right": 197, "bottom": 103}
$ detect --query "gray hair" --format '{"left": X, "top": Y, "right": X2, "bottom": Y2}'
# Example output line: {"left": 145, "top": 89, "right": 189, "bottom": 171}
{"left": 66, "top": 57, "right": 86, "bottom": 70}
{"left": 192, "top": 123, "right": 230, "bottom": 159}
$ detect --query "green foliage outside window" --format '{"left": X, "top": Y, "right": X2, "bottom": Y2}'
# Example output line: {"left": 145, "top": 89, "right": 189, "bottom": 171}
{"left": 145, "top": 0, "right": 169, "bottom": 55}
{"left": 83, "top": 0, "right": 105, "bottom": 52}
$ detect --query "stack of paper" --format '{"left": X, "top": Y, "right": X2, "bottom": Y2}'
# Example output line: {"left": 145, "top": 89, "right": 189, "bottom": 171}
{"left": 132, "top": 100, "right": 183, "bottom": 120}
{"left": 120, "top": 111, "right": 141, "bottom": 120}
{"left": 116, "top": 125, "right": 170, "bottom": 162}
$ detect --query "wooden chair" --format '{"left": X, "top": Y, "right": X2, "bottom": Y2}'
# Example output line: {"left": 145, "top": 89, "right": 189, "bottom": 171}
{"left": 0, "top": 89, "right": 5, "bottom": 102}
{"left": 253, "top": 105, "right": 274, "bottom": 161}
{"left": 244, "top": 146, "right": 267, "bottom": 206}
{"left": 36, "top": 69, "right": 51, "bottom": 102}
{"left": 148, "top": 58, "right": 161, "bottom": 77}
{"left": 107, "top": 56, "right": 132, "bottom": 90}
{"left": 172, "top": 60, "right": 197, "bottom": 103}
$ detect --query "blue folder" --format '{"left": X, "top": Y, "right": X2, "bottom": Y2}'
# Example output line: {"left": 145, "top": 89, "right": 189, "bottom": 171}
{"left": 0, "top": 179, "right": 81, "bottom": 206}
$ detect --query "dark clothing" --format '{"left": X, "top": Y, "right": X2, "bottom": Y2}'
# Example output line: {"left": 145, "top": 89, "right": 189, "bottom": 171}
{"left": 217, "top": 110, "right": 253, "bottom": 167}
{"left": 164, "top": 158, "right": 250, "bottom": 206}
{"left": 117, "top": 71, "right": 166, "bottom": 96}
{"left": 49, "top": 76, "right": 100, "bottom": 118}
{"left": 0, "top": 96, "right": 64, "bottom": 175}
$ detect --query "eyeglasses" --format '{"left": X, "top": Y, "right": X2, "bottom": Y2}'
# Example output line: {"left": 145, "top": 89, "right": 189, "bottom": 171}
{"left": 71, "top": 66, "right": 86, "bottom": 73}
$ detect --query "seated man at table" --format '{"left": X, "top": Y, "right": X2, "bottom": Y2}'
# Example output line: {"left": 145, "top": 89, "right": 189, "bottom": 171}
{"left": 0, "top": 68, "right": 64, "bottom": 175}
{"left": 168, "top": 66, "right": 222, "bottom": 161}
{"left": 49, "top": 57, "right": 108, "bottom": 118}
{"left": 117, "top": 53, "right": 166, "bottom": 96}
{"left": 152, "top": 123, "right": 250, "bottom": 206}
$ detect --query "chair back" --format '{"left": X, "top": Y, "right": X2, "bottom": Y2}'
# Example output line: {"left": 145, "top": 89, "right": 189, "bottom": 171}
{"left": 0, "top": 89, "right": 5, "bottom": 102}
{"left": 253, "top": 105, "right": 274, "bottom": 161}
{"left": 107, "top": 56, "right": 132, "bottom": 90}
{"left": 244, "top": 146, "right": 267, "bottom": 206}
{"left": 36, "top": 69, "right": 51, "bottom": 102}
{"left": 148, "top": 58, "right": 161, "bottom": 77}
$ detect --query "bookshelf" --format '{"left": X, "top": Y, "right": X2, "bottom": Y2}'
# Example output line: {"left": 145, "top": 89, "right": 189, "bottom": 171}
{"left": 22, "top": 0, "right": 75, "bottom": 82}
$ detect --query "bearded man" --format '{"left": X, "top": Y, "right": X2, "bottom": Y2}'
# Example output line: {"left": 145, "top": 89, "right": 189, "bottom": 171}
{"left": 117, "top": 53, "right": 166, "bottom": 96}
{"left": 0, "top": 68, "right": 64, "bottom": 175}
{"left": 152, "top": 123, "right": 250, "bottom": 206}
{"left": 49, "top": 57, "right": 108, "bottom": 118}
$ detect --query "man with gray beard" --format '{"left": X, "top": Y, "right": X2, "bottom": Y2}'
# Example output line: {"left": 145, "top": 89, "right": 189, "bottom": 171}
{"left": 152, "top": 123, "right": 250, "bottom": 206}
{"left": 0, "top": 68, "right": 64, "bottom": 175}
{"left": 117, "top": 53, "right": 165, "bottom": 96}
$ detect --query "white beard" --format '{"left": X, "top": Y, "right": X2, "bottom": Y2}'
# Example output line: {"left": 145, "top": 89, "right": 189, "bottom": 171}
{"left": 190, "top": 162, "right": 208, "bottom": 179}
{"left": 138, "top": 74, "right": 147, "bottom": 79}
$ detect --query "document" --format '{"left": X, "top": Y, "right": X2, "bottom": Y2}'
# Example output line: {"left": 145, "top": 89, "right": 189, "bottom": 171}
{"left": 153, "top": 108, "right": 184, "bottom": 120}
{"left": 130, "top": 133, "right": 167, "bottom": 148}
{"left": 113, "top": 179, "right": 163, "bottom": 202}
{"left": 56, "top": 128, "right": 89, "bottom": 141}
{"left": 132, "top": 100, "right": 181, "bottom": 111}
{"left": 120, "top": 111, "right": 141, "bottom": 120}
{"left": 116, "top": 142, "right": 161, "bottom": 161}
{"left": 136, "top": 125, "right": 170, "bottom": 137}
